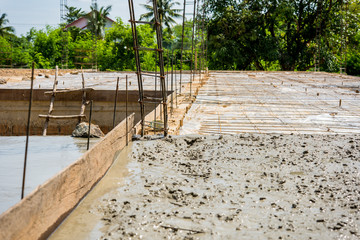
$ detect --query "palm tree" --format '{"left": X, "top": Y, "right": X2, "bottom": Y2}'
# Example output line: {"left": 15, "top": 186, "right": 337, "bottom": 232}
{"left": 0, "top": 13, "right": 15, "bottom": 38}
{"left": 64, "top": 5, "right": 86, "bottom": 24}
{"left": 85, "top": 3, "right": 112, "bottom": 39}
{"left": 140, "top": 0, "right": 181, "bottom": 32}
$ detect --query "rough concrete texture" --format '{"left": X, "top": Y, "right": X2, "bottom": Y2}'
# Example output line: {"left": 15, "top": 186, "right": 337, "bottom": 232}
{"left": 93, "top": 134, "right": 360, "bottom": 240}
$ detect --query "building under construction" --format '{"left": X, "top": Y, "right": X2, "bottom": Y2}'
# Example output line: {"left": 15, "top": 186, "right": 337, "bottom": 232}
{"left": 0, "top": 0, "right": 359, "bottom": 239}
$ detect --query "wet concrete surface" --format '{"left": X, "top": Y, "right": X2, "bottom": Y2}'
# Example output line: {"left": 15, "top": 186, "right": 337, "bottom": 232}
{"left": 52, "top": 134, "right": 360, "bottom": 239}
{"left": 0, "top": 136, "right": 98, "bottom": 214}
{"left": 49, "top": 143, "right": 133, "bottom": 240}
{"left": 180, "top": 72, "right": 360, "bottom": 135}
{"left": 14, "top": 71, "right": 360, "bottom": 239}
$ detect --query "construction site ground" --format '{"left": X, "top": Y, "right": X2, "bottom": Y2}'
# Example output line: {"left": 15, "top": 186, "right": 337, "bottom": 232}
{"left": 47, "top": 71, "right": 360, "bottom": 240}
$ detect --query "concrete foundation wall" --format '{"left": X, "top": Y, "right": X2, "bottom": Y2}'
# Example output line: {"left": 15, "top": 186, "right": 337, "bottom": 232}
{"left": 0, "top": 113, "right": 135, "bottom": 240}
{"left": 0, "top": 89, "right": 164, "bottom": 136}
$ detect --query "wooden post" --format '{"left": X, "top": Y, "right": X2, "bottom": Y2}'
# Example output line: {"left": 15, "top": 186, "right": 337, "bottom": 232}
{"left": 42, "top": 66, "right": 58, "bottom": 136}
{"left": 79, "top": 67, "right": 87, "bottom": 123}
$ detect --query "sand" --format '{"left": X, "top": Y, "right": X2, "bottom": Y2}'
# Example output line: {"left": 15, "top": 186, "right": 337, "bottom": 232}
{"left": 94, "top": 134, "right": 360, "bottom": 239}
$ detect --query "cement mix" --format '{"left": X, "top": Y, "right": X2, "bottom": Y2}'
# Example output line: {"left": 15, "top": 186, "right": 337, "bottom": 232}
{"left": 52, "top": 134, "right": 360, "bottom": 239}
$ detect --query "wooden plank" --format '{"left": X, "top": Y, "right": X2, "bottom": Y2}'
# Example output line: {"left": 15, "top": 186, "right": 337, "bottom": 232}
{"left": 74, "top": 62, "right": 94, "bottom": 65}
{"left": 39, "top": 114, "right": 86, "bottom": 119}
{"left": 44, "top": 88, "right": 94, "bottom": 95}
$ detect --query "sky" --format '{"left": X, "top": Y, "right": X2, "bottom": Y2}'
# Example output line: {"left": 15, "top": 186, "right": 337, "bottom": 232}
{"left": 1, "top": 0, "right": 148, "bottom": 36}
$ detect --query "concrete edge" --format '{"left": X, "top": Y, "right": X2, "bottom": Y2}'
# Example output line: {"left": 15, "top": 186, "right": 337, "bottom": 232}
{"left": 0, "top": 113, "right": 135, "bottom": 240}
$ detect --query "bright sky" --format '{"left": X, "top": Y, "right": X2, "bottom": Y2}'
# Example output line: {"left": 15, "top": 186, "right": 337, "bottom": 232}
{"left": 1, "top": 0, "right": 148, "bottom": 36}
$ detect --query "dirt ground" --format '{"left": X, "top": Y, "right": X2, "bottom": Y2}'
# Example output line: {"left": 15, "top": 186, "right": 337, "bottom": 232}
{"left": 95, "top": 134, "right": 360, "bottom": 239}
{"left": 0, "top": 68, "right": 91, "bottom": 83}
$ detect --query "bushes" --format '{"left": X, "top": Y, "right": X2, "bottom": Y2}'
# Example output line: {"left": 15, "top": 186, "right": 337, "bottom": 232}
{"left": 347, "top": 52, "right": 360, "bottom": 76}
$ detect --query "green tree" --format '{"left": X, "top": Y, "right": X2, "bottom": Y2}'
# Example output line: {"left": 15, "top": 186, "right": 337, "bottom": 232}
{"left": 105, "top": 18, "right": 135, "bottom": 70}
{"left": 85, "top": 3, "right": 112, "bottom": 39}
{"left": 140, "top": 0, "right": 181, "bottom": 32}
{"left": 206, "top": 0, "right": 359, "bottom": 71}
{"left": 64, "top": 5, "right": 86, "bottom": 24}
{"left": 0, "top": 13, "right": 15, "bottom": 38}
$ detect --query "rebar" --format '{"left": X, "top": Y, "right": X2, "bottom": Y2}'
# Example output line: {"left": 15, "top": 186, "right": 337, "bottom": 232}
{"left": 128, "top": 0, "right": 145, "bottom": 136}
{"left": 180, "top": 0, "right": 187, "bottom": 94}
{"left": 128, "top": 0, "right": 168, "bottom": 136}
{"left": 87, "top": 100, "right": 93, "bottom": 150}
{"left": 112, "top": 77, "right": 120, "bottom": 129}
{"left": 22, "top": 62, "right": 35, "bottom": 200}
{"left": 171, "top": 51, "right": 174, "bottom": 114}
{"left": 175, "top": 55, "right": 178, "bottom": 107}
{"left": 152, "top": 0, "right": 168, "bottom": 136}
{"left": 190, "top": 0, "right": 197, "bottom": 98}
{"left": 126, "top": 75, "right": 129, "bottom": 146}
{"left": 155, "top": 54, "right": 157, "bottom": 122}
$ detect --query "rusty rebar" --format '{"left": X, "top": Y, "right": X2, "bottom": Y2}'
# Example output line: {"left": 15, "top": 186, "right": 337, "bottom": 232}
{"left": 171, "top": 51, "right": 174, "bottom": 114}
{"left": 87, "top": 100, "right": 93, "bottom": 150}
{"left": 126, "top": 75, "right": 129, "bottom": 146}
{"left": 22, "top": 62, "right": 35, "bottom": 200}
{"left": 113, "top": 77, "right": 120, "bottom": 129}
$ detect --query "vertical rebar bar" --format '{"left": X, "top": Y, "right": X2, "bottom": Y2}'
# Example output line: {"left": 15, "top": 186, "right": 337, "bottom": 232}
{"left": 180, "top": 0, "right": 187, "bottom": 94}
{"left": 155, "top": 53, "right": 157, "bottom": 122}
{"left": 126, "top": 75, "right": 129, "bottom": 146}
{"left": 196, "top": 0, "right": 200, "bottom": 78}
{"left": 190, "top": 0, "right": 197, "bottom": 98}
{"left": 152, "top": 0, "right": 168, "bottom": 136}
{"left": 201, "top": 0, "right": 206, "bottom": 76}
{"left": 171, "top": 51, "right": 174, "bottom": 114}
{"left": 22, "top": 62, "right": 35, "bottom": 200}
{"left": 128, "top": 0, "right": 145, "bottom": 136}
{"left": 113, "top": 77, "right": 120, "bottom": 129}
{"left": 167, "top": 50, "right": 169, "bottom": 92}
{"left": 175, "top": 54, "right": 178, "bottom": 107}
{"left": 87, "top": 100, "right": 93, "bottom": 150}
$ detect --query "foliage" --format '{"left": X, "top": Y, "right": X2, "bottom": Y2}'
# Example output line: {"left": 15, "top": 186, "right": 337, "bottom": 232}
{"left": 104, "top": 18, "right": 135, "bottom": 70}
{"left": 0, "top": 13, "right": 15, "bottom": 38}
{"left": 64, "top": 5, "right": 86, "bottom": 24}
{"left": 140, "top": 0, "right": 181, "bottom": 32}
{"left": 347, "top": 32, "right": 360, "bottom": 76}
{"left": 2, "top": 0, "right": 359, "bottom": 75}
{"left": 206, "top": 0, "right": 360, "bottom": 72}
{"left": 85, "top": 3, "right": 112, "bottom": 39}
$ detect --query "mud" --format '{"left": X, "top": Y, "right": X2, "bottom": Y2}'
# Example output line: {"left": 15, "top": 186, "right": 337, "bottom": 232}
{"left": 94, "top": 134, "right": 360, "bottom": 239}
